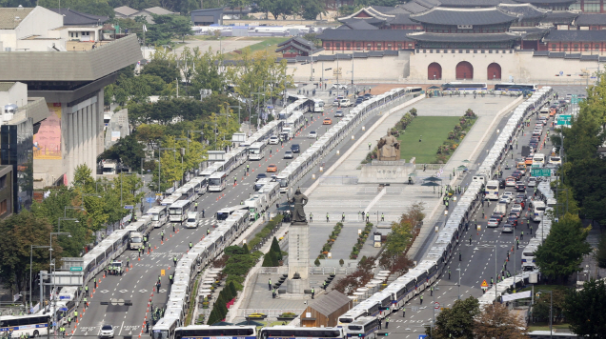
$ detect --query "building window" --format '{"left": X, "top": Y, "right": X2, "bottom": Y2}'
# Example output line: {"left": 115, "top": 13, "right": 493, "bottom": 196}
{"left": 377, "top": 43, "right": 382, "bottom": 50}
{"left": 387, "top": 44, "right": 392, "bottom": 50}
{"left": 335, "top": 43, "right": 341, "bottom": 49}
{"left": 398, "top": 43, "right": 402, "bottom": 50}
{"left": 585, "top": 44, "right": 590, "bottom": 51}
{"left": 551, "top": 44, "right": 557, "bottom": 51}
{"left": 596, "top": 44, "right": 600, "bottom": 49}
{"left": 574, "top": 44, "right": 579, "bottom": 51}
{"left": 346, "top": 43, "right": 351, "bottom": 50}
{"left": 584, "top": 2, "right": 600, "bottom": 12}
{"left": 367, "top": 43, "right": 372, "bottom": 50}
{"left": 569, "top": 3, "right": 581, "bottom": 10}
{"left": 563, "top": 44, "right": 568, "bottom": 50}
{"left": 356, "top": 43, "right": 361, "bottom": 50}
{"left": 326, "top": 43, "right": 331, "bottom": 49}
{"left": 0, "top": 199, "right": 6, "bottom": 215}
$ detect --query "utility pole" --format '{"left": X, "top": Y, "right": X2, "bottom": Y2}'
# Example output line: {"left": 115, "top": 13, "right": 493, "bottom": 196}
{"left": 458, "top": 262, "right": 461, "bottom": 300}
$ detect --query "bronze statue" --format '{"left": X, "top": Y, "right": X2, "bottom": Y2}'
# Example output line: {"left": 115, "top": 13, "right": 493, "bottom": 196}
{"left": 289, "top": 188, "right": 309, "bottom": 223}
{"left": 377, "top": 129, "right": 401, "bottom": 161}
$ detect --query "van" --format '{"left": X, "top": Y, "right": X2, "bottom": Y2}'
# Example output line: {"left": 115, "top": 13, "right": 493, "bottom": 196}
{"left": 516, "top": 162, "right": 526, "bottom": 171}
{"left": 533, "top": 153, "right": 545, "bottom": 166}
{"left": 184, "top": 211, "right": 199, "bottom": 228}
{"left": 530, "top": 200, "right": 546, "bottom": 222}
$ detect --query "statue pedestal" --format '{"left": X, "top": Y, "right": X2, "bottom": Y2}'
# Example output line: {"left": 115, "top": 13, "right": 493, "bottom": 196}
{"left": 359, "top": 160, "right": 415, "bottom": 184}
{"left": 284, "top": 278, "right": 309, "bottom": 298}
{"left": 288, "top": 221, "right": 309, "bottom": 280}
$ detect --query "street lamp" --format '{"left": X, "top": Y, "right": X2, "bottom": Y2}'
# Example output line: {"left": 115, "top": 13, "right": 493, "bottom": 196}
{"left": 30, "top": 245, "right": 50, "bottom": 310}
{"left": 57, "top": 218, "right": 78, "bottom": 234}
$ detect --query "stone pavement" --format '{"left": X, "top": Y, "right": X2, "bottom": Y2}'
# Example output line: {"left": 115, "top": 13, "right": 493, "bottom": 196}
{"left": 305, "top": 96, "right": 520, "bottom": 261}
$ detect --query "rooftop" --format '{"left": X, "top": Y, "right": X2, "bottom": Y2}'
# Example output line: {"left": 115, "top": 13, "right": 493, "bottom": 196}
{"left": 0, "top": 7, "right": 35, "bottom": 30}
{"left": 0, "top": 82, "right": 16, "bottom": 91}
{"left": 50, "top": 8, "right": 109, "bottom": 25}
{"left": 544, "top": 29, "right": 606, "bottom": 42}
{"left": 0, "top": 34, "right": 142, "bottom": 81}
{"left": 513, "top": 0, "right": 575, "bottom": 4}
{"left": 143, "top": 6, "right": 177, "bottom": 15}
{"left": 498, "top": 3, "right": 549, "bottom": 20}
{"left": 306, "top": 290, "right": 351, "bottom": 316}
{"left": 408, "top": 31, "right": 522, "bottom": 42}
{"left": 341, "top": 20, "right": 379, "bottom": 30}
{"left": 410, "top": 7, "right": 518, "bottom": 26}
{"left": 437, "top": 0, "right": 513, "bottom": 6}
{"left": 575, "top": 13, "right": 606, "bottom": 25}
{"left": 318, "top": 28, "right": 416, "bottom": 42}
{"left": 114, "top": 5, "right": 138, "bottom": 16}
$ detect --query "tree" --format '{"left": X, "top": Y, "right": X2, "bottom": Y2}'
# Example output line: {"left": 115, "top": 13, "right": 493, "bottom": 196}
{"left": 384, "top": 218, "right": 413, "bottom": 256}
{"left": 262, "top": 251, "right": 278, "bottom": 267}
{"left": 98, "top": 134, "right": 146, "bottom": 173}
{"left": 0, "top": 212, "right": 63, "bottom": 299}
{"left": 379, "top": 252, "right": 414, "bottom": 275}
{"left": 141, "top": 59, "right": 180, "bottom": 84}
{"left": 473, "top": 302, "right": 527, "bottom": 338}
{"left": 270, "top": 237, "right": 282, "bottom": 260}
{"left": 597, "top": 234, "right": 606, "bottom": 269}
{"left": 564, "top": 279, "right": 606, "bottom": 337}
{"left": 535, "top": 213, "right": 591, "bottom": 282}
{"left": 147, "top": 15, "right": 193, "bottom": 44}
{"left": 566, "top": 158, "right": 606, "bottom": 225}
{"left": 302, "top": 0, "right": 326, "bottom": 20}
{"left": 73, "top": 164, "right": 95, "bottom": 189}
{"left": 428, "top": 296, "right": 479, "bottom": 339}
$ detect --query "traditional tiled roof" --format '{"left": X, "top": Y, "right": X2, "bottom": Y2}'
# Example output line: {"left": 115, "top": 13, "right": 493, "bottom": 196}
{"left": 340, "top": 17, "right": 386, "bottom": 26}
{"left": 144, "top": 6, "right": 177, "bottom": 15}
{"left": 575, "top": 13, "right": 606, "bottom": 26}
{"left": 0, "top": 7, "right": 35, "bottom": 29}
{"left": 387, "top": 14, "right": 418, "bottom": 25}
{"left": 512, "top": 0, "right": 574, "bottom": 4}
{"left": 541, "top": 11, "right": 578, "bottom": 24}
{"left": 277, "top": 36, "right": 315, "bottom": 48}
{"left": 498, "top": 3, "right": 548, "bottom": 20}
{"left": 544, "top": 29, "right": 606, "bottom": 42}
{"left": 342, "top": 20, "right": 379, "bottom": 30}
{"left": 318, "top": 28, "right": 416, "bottom": 42}
{"left": 401, "top": 1, "right": 431, "bottom": 13}
{"left": 410, "top": 7, "right": 518, "bottom": 26}
{"left": 50, "top": 8, "right": 109, "bottom": 25}
{"left": 339, "top": 7, "right": 394, "bottom": 21}
{"left": 407, "top": 31, "right": 522, "bottom": 42}
{"left": 509, "top": 26, "right": 550, "bottom": 39}
{"left": 438, "top": 0, "right": 511, "bottom": 7}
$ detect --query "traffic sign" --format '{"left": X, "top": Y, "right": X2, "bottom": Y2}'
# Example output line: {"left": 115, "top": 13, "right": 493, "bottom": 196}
{"left": 531, "top": 168, "right": 551, "bottom": 177}
{"left": 481, "top": 280, "right": 488, "bottom": 288}
{"left": 69, "top": 267, "right": 83, "bottom": 272}
{"left": 146, "top": 197, "right": 155, "bottom": 203}
{"left": 557, "top": 114, "right": 572, "bottom": 121}
{"left": 161, "top": 269, "right": 166, "bottom": 277}
{"left": 124, "top": 205, "right": 134, "bottom": 210}
{"left": 434, "top": 302, "right": 440, "bottom": 310}
{"left": 418, "top": 335, "right": 427, "bottom": 339}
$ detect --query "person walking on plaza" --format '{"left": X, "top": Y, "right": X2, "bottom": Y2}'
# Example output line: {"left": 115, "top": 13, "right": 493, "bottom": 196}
{"left": 326, "top": 213, "right": 329, "bottom": 222}
{"left": 381, "top": 213, "right": 385, "bottom": 221}
{"left": 311, "top": 287, "right": 315, "bottom": 299}
{"left": 385, "top": 317, "right": 390, "bottom": 329}
{"left": 341, "top": 212, "right": 345, "bottom": 222}
{"left": 402, "top": 307, "right": 406, "bottom": 317}
{"left": 420, "top": 295, "right": 423, "bottom": 305}
{"left": 268, "top": 279, "right": 272, "bottom": 291}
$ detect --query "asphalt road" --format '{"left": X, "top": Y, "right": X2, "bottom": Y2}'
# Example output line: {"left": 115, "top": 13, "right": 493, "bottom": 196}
{"left": 380, "top": 95, "right": 564, "bottom": 338}
{"left": 69, "top": 96, "right": 370, "bottom": 338}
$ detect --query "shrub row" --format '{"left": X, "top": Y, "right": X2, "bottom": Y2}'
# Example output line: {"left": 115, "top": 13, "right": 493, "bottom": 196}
{"left": 349, "top": 222, "right": 374, "bottom": 259}
{"left": 206, "top": 282, "right": 238, "bottom": 325}
{"left": 248, "top": 214, "right": 284, "bottom": 249}
{"left": 317, "top": 222, "right": 343, "bottom": 260}
{"left": 435, "top": 109, "right": 478, "bottom": 164}
{"left": 362, "top": 108, "right": 417, "bottom": 164}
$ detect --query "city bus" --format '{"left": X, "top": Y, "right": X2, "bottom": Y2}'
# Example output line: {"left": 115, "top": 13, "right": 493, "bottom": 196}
{"left": 485, "top": 180, "right": 500, "bottom": 200}
{"left": 343, "top": 317, "right": 380, "bottom": 338}
{"left": 248, "top": 142, "right": 266, "bottom": 161}
{"left": 208, "top": 172, "right": 227, "bottom": 192}
{"left": 312, "top": 98, "right": 325, "bottom": 113}
{"left": 147, "top": 206, "right": 168, "bottom": 228}
{"left": 494, "top": 82, "right": 537, "bottom": 92}
{"left": 0, "top": 314, "right": 51, "bottom": 338}
{"left": 152, "top": 317, "right": 181, "bottom": 339}
{"left": 259, "top": 327, "right": 345, "bottom": 339}
{"left": 168, "top": 200, "right": 192, "bottom": 224}
{"left": 174, "top": 325, "right": 256, "bottom": 339}
{"left": 441, "top": 82, "right": 487, "bottom": 91}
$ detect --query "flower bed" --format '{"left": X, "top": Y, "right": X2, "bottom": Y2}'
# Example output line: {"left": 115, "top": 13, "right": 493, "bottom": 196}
{"left": 349, "top": 222, "right": 374, "bottom": 259}
{"left": 317, "top": 222, "right": 343, "bottom": 260}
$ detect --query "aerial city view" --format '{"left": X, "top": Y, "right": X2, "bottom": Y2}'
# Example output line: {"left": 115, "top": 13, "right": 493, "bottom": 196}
{"left": 1, "top": 0, "right": 606, "bottom": 337}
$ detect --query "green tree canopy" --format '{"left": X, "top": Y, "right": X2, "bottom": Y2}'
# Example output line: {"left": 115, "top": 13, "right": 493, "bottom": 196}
{"left": 428, "top": 296, "right": 479, "bottom": 339}
{"left": 535, "top": 213, "right": 591, "bottom": 282}
{"left": 564, "top": 279, "right": 606, "bottom": 337}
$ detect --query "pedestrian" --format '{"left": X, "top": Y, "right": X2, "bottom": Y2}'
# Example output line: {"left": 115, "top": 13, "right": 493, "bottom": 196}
{"left": 527, "top": 219, "right": 530, "bottom": 228}
{"left": 169, "top": 274, "right": 173, "bottom": 284}
{"left": 323, "top": 281, "right": 327, "bottom": 290}
{"left": 385, "top": 317, "right": 390, "bottom": 329}
{"left": 83, "top": 296, "right": 88, "bottom": 308}
{"left": 420, "top": 295, "right": 423, "bottom": 305}
{"left": 207, "top": 228, "right": 210, "bottom": 235}
{"left": 145, "top": 321, "right": 150, "bottom": 333}
{"left": 173, "top": 256, "right": 178, "bottom": 266}
{"left": 172, "top": 223, "right": 175, "bottom": 233}
{"left": 341, "top": 212, "right": 345, "bottom": 222}
{"left": 530, "top": 225, "right": 533, "bottom": 235}
{"left": 521, "top": 231, "right": 524, "bottom": 240}
{"left": 516, "top": 239, "right": 520, "bottom": 249}
{"left": 368, "top": 142, "right": 371, "bottom": 150}
{"left": 469, "top": 235, "right": 472, "bottom": 245}
{"left": 268, "top": 279, "right": 272, "bottom": 291}
{"left": 381, "top": 213, "right": 384, "bottom": 221}
{"left": 189, "top": 242, "right": 193, "bottom": 249}
{"left": 202, "top": 209, "right": 205, "bottom": 218}
{"left": 272, "top": 288, "right": 276, "bottom": 299}
{"left": 161, "top": 230, "right": 164, "bottom": 242}
{"left": 430, "top": 286, "right": 434, "bottom": 296}
{"left": 491, "top": 277, "right": 494, "bottom": 286}
{"left": 311, "top": 287, "right": 315, "bottom": 299}
{"left": 326, "top": 213, "right": 329, "bottom": 222}
{"left": 448, "top": 269, "right": 451, "bottom": 280}
{"left": 459, "top": 251, "right": 462, "bottom": 261}
{"left": 378, "top": 318, "right": 381, "bottom": 330}
{"left": 195, "top": 202, "right": 198, "bottom": 211}
{"left": 247, "top": 164, "right": 250, "bottom": 173}
{"left": 402, "top": 307, "right": 406, "bottom": 317}
{"left": 309, "top": 213, "right": 313, "bottom": 222}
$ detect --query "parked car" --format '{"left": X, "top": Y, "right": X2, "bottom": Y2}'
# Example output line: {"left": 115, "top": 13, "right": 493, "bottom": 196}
{"left": 515, "top": 181, "right": 526, "bottom": 192}
{"left": 339, "top": 99, "right": 352, "bottom": 107}
{"left": 527, "top": 177, "right": 537, "bottom": 187}
{"left": 506, "top": 177, "right": 516, "bottom": 187}
{"left": 511, "top": 204, "right": 523, "bottom": 214}
{"left": 507, "top": 214, "right": 519, "bottom": 226}
{"left": 255, "top": 173, "right": 267, "bottom": 181}
{"left": 323, "top": 118, "right": 333, "bottom": 125}
{"left": 331, "top": 83, "right": 347, "bottom": 90}
{"left": 267, "top": 164, "right": 278, "bottom": 172}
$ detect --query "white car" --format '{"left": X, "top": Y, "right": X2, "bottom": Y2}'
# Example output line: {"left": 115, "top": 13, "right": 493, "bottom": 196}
{"left": 527, "top": 177, "right": 537, "bottom": 187}
{"left": 502, "top": 224, "right": 514, "bottom": 233}
{"left": 511, "top": 204, "right": 523, "bottom": 214}
{"left": 99, "top": 325, "right": 114, "bottom": 338}
{"left": 308, "top": 131, "right": 317, "bottom": 139}
{"left": 549, "top": 156, "right": 561, "bottom": 165}
{"left": 487, "top": 218, "right": 500, "bottom": 228}
{"left": 501, "top": 191, "right": 514, "bottom": 203}
{"left": 283, "top": 150, "right": 293, "bottom": 159}
{"left": 331, "top": 83, "right": 347, "bottom": 90}
{"left": 268, "top": 136, "right": 279, "bottom": 145}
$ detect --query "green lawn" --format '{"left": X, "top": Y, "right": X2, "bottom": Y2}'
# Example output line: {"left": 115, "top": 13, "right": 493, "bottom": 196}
{"left": 225, "top": 37, "right": 289, "bottom": 58}
{"left": 529, "top": 323, "right": 570, "bottom": 331}
{"left": 398, "top": 116, "right": 461, "bottom": 164}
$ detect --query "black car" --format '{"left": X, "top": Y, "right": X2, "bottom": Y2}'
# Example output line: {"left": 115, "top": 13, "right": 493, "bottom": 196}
{"left": 507, "top": 214, "right": 519, "bottom": 226}
{"left": 515, "top": 181, "right": 526, "bottom": 192}
{"left": 291, "top": 144, "right": 300, "bottom": 153}
{"left": 255, "top": 173, "right": 267, "bottom": 181}
{"left": 498, "top": 178, "right": 506, "bottom": 189}
{"left": 363, "top": 93, "right": 372, "bottom": 100}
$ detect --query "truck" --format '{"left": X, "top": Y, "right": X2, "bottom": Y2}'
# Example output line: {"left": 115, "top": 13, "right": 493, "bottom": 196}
{"left": 244, "top": 194, "right": 268, "bottom": 221}
{"left": 101, "top": 159, "right": 118, "bottom": 175}
{"left": 280, "top": 127, "right": 294, "bottom": 140}
{"left": 494, "top": 202, "right": 507, "bottom": 218}
{"left": 129, "top": 232, "right": 144, "bottom": 250}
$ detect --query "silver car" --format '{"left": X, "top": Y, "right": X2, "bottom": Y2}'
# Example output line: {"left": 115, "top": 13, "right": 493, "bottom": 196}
{"left": 99, "top": 325, "right": 114, "bottom": 339}
{"left": 487, "top": 218, "right": 500, "bottom": 228}
{"left": 527, "top": 177, "right": 537, "bottom": 187}
{"left": 284, "top": 150, "right": 293, "bottom": 159}
{"left": 502, "top": 224, "right": 514, "bottom": 233}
